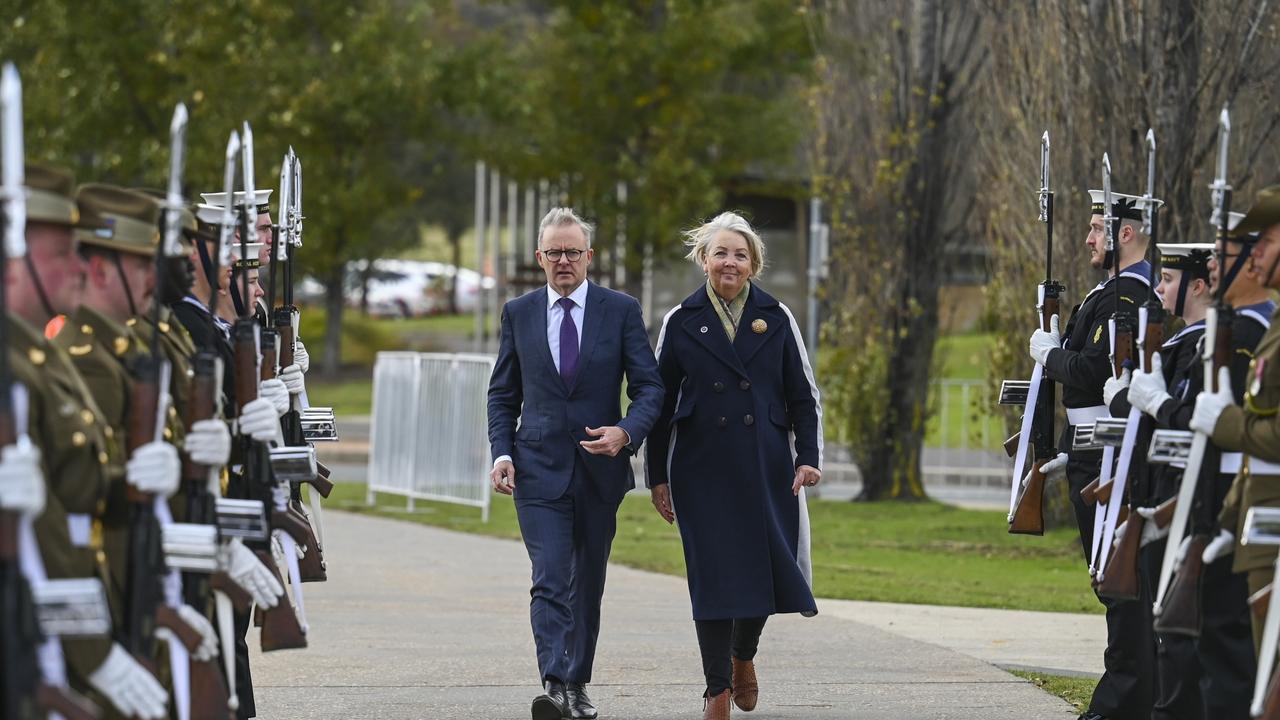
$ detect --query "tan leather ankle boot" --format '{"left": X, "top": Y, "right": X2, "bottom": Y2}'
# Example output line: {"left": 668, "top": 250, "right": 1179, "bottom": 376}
{"left": 731, "top": 658, "right": 758, "bottom": 711}
{"left": 703, "top": 688, "right": 731, "bottom": 720}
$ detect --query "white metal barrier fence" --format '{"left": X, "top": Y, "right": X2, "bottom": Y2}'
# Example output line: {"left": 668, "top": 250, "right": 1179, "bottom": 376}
{"left": 366, "top": 352, "right": 496, "bottom": 521}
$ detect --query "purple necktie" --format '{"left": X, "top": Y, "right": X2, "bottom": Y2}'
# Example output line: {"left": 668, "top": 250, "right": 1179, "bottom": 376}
{"left": 557, "top": 297, "right": 579, "bottom": 385}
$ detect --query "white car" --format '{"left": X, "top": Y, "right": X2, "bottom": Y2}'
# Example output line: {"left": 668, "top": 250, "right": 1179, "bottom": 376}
{"left": 338, "top": 260, "right": 494, "bottom": 317}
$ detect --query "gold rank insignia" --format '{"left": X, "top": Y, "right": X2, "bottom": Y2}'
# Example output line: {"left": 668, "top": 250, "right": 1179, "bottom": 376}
{"left": 752, "top": 319, "right": 767, "bottom": 334}
{"left": 27, "top": 348, "right": 44, "bottom": 366}
{"left": 113, "top": 337, "right": 129, "bottom": 356}
{"left": 68, "top": 344, "right": 92, "bottom": 356}
{"left": 158, "top": 321, "right": 170, "bottom": 333}
{"left": 1093, "top": 325, "right": 1103, "bottom": 344}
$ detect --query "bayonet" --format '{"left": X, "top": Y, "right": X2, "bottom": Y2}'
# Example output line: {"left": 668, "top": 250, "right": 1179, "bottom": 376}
{"left": 161, "top": 103, "right": 188, "bottom": 259}
{"left": 1, "top": 64, "right": 25, "bottom": 260}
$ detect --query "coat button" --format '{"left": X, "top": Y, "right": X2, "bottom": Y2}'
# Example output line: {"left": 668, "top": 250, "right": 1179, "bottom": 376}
{"left": 740, "top": 380, "right": 751, "bottom": 391}
{"left": 713, "top": 382, "right": 725, "bottom": 392}
{"left": 744, "top": 414, "right": 754, "bottom": 426}
{"left": 717, "top": 416, "right": 728, "bottom": 428}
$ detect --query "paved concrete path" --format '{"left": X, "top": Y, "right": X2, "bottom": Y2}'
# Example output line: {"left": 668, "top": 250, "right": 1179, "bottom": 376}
{"left": 248, "top": 511, "right": 1079, "bottom": 719}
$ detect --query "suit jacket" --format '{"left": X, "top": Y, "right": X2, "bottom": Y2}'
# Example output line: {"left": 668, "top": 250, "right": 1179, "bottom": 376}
{"left": 487, "top": 282, "right": 663, "bottom": 502}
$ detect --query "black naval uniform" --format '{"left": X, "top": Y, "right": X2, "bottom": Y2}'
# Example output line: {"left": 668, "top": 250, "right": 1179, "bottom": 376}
{"left": 1111, "top": 319, "right": 1205, "bottom": 719}
{"left": 1043, "top": 260, "right": 1155, "bottom": 720}
{"left": 170, "top": 294, "right": 258, "bottom": 719}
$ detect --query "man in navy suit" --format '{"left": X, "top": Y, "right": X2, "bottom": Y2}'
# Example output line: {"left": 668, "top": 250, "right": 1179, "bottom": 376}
{"left": 488, "top": 207, "right": 663, "bottom": 720}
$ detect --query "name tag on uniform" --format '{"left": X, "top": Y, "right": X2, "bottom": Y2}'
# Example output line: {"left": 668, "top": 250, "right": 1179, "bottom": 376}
{"left": 67, "top": 514, "right": 92, "bottom": 548}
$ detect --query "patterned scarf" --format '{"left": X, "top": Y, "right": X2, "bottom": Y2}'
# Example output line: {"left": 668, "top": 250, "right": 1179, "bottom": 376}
{"left": 707, "top": 279, "right": 750, "bottom": 341}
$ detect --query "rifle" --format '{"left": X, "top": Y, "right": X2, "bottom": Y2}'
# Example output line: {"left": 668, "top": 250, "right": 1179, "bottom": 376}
{"left": 1098, "top": 130, "right": 1165, "bottom": 599}
{"left": 1003, "top": 131, "right": 1064, "bottom": 536}
{"left": 1153, "top": 106, "right": 1235, "bottom": 634}
{"left": 231, "top": 123, "right": 307, "bottom": 652}
{"left": 1087, "top": 153, "right": 1134, "bottom": 578}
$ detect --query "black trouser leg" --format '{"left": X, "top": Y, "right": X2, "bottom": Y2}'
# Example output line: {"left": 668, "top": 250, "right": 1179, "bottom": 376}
{"left": 695, "top": 620, "right": 733, "bottom": 697}
{"left": 1197, "top": 557, "right": 1255, "bottom": 719}
{"left": 731, "top": 617, "right": 768, "bottom": 662}
{"left": 233, "top": 607, "right": 255, "bottom": 718}
{"left": 1064, "top": 443, "right": 1155, "bottom": 718}
{"left": 1144, "top": 540, "right": 1203, "bottom": 720}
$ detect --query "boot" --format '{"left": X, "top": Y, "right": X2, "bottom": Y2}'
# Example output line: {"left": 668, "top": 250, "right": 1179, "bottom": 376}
{"left": 703, "top": 689, "right": 731, "bottom": 720}
{"left": 731, "top": 658, "right": 758, "bottom": 711}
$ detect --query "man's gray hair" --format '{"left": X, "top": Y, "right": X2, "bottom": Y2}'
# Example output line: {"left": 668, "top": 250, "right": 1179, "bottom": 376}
{"left": 538, "top": 207, "right": 594, "bottom": 247}
{"left": 684, "top": 211, "right": 766, "bottom": 277}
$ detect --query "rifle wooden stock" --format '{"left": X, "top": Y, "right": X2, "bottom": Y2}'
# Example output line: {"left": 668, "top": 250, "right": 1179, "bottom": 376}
{"left": 252, "top": 549, "right": 307, "bottom": 651}
{"left": 274, "top": 309, "right": 295, "bottom": 369}
{"left": 232, "top": 322, "right": 259, "bottom": 415}
{"left": 1008, "top": 459, "right": 1046, "bottom": 536}
{"left": 304, "top": 472, "right": 334, "bottom": 499}
{"left": 316, "top": 461, "right": 331, "bottom": 480}
{"left": 1094, "top": 476, "right": 1115, "bottom": 505}
{"left": 1264, "top": 664, "right": 1280, "bottom": 720}
{"left": 1098, "top": 513, "right": 1141, "bottom": 600}
{"left": 188, "top": 655, "right": 232, "bottom": 720}
{"left": 275, "top": 506, "right": 326, "bottom": 582}
{"left": 1003, "top": 431, "right": 1020, "bottom": 459}
{"left": 259, "top": 330, "right": 278, "bottom": 383}
{"left": 1150, "top": 497, "right": 1177, "bottom": 529}
{"left": 154, "top": 603, "right": 203, "bottom": 651}
{"left": 1154, "top": 533, "right": 1209, "bottom": 636}
{"left": 288, "top": 502, "right": 326, "bottom": 582}
{"left": 1080, "top": 477, "right": 1100, "bottom": 505}
{"left": 210, "top": 571, "right": 253, "bottom": 613}
{"left": 1251, "top": 582, "right": 1272, "bottom": 622}
{"left": 36, "top": 682, "right": 101, "bottom": 720}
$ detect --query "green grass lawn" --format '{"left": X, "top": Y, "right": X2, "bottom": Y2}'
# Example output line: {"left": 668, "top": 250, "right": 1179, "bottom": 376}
{"left": 328, "top": 483, "right": 1099, "bottom": 614}
{"left": 1009, "top": 670, "right": 1096, "bottom": 713}
{"left": 924, "top": 332, "right": 1005, "bottom": 449}
{"left": 307, "top": 377, "right": 374, "bottom": 416}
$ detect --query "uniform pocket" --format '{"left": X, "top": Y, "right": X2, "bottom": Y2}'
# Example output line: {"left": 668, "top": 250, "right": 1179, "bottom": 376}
{"left": 769, "top": 405, "right": 790, "bottom": 429}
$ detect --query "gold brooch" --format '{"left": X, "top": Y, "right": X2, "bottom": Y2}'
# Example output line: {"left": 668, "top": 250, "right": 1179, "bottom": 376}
{"left": 113, "top": 337, "right": 129, "bottom": 356}
{"left": 752, "top": 319, "right": 767, "bottom": 334}
{"left": 27, "top": 348, "right": 45, "bottom": 366}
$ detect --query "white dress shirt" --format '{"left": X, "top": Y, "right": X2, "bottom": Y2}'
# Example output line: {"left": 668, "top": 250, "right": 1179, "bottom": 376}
{"left": 547, "top": 281, "right": 588, "bottom": 373}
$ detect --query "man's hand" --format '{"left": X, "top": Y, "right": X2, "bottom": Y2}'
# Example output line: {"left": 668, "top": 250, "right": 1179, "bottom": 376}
{"left": 1202, "top": 529, "right": 1235, "bottom": 564}
{"left": 651, "top": 484, "right": 675, "bottom": 524}
{"left": 1028, "top": 314, "right": 1061, "bottom": 366}
{"left": 1103, "top": 369, "right": 1131, "bottom": 407}
{"left": 580, "top": 426, "right": 629, "bottom": 457}
{"left": 792, "top": 465, "right": 821, "bottom": 495}
{"left": 1129, "top": 354, "right": 1172, "bottom": 417}
{"left": 1190, "top": 367, "right": 1233, "bottom": 435}
{"left": 490, "top": 459, "right": 516, "bottom": 495}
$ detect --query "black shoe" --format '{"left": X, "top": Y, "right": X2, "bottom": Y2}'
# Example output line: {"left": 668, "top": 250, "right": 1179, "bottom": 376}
{"left": 1077, "top": 713, "right": 1107, "bottom": 720}
{"left": 532, "top": 680, "right": 569, "bottom": 720}
{"left": 566, "top": 683, "right": 598, "bottom": 719}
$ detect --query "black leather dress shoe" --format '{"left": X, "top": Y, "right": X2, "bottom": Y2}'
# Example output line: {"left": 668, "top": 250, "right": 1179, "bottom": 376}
{"left": 532, "top": 680, "right": 569, "bottom": 720}
{"left": 1077, "top": 713, "right": 1107, "bottom": 720}
{"left": 566, "top": 683, "right": 598, "bottom": 719}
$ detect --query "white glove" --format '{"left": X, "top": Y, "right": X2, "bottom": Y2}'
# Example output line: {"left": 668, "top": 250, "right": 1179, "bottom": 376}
{"left": 238, "top": 398, "right": 283, "bottom": 444}
{"left": 126, "top": 441, "right": 180, "bottom": 498}
{"left": 155, "top": 604, "right": 219, "bottom": 662}
{"left": 1190, "top": 367, "right": 1233, "bottom": 435}
{"left": 1134, "top": 506, "right": 1170, "bottom": 547}
{"left": 1028, "top": 314, "right": 1061, "bottom": 366}
{"left": 0, "top": 438, "right": 44, "bottom": 515}
{"left": 294, "top": 339, "right": 310, "bottom": 374}
{"left": 1202, "top": 529, "right": 1235, "bottom": 564}
{"left": 1022, "top": 452, "right": 1068, "bottom": 489}
{"left": 225, "top": 537, "right": 283, "bottom": 608}
{"left": 185, "top": 418, "right": 231, "bottom": 466}
{"left": 1130, "top": 354, "right": 1173, "bottom": 417}
{"left": 1104, "top": 369, "right": 1131, "bottom": 408}
{"left": 260, "top": 377, "right": 289, "bottom": 417}
{"left": 279, "top": 364, "right": 305, "bottom": 396}
{"left": 1173, "top": 535, "right": 1193, "bottom": 565}
{"left": 88, "top": 644, "right": 169, "bottom": 720}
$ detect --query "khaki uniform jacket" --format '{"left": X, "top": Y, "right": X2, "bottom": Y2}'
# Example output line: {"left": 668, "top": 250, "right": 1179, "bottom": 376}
{"left": 53, "top": 306, "right": 140, "bottom": 627}
{"left": 131, "top": 305, "right": 198, "bottom": 521}
{"left": 8, "top": 314, "right": 120, "bottom": 682}
{"left": 1215, "top": 306, "right": 1280, "bottom": 573}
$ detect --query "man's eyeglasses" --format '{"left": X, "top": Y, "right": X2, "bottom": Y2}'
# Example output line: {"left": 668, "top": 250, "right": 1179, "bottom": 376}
{"left": 541, "top": 248, "right": 585, "bottom": 263}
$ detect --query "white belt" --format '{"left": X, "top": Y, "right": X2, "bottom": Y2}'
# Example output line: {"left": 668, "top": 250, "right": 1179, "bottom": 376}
{"left": 1067, "top": 406, "right": 1109, "bottom": 426}
{"left": 67, "top": 513, "right": 92, "bottom": 548}
{"left": 1221, "top": 452, "right": 1280, "bottom": 475}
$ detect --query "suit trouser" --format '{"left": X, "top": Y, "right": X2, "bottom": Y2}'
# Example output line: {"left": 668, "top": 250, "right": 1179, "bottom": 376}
{"left": 1143, "top": 538, "right": 1202, "bottom": 720}
{"left": 515, "top": 457, "right": 620, "bottom": 685}
{"left": 1195, "top": 556, "right": 1255, "bottom": 719}
{"left": 1066, "top": 445, "right": 1155, "bottom": 719}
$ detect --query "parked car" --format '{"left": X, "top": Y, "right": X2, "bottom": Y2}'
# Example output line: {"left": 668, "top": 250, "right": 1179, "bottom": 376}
{"left": 329, "top": 259, "right": 494, "bottom": 317}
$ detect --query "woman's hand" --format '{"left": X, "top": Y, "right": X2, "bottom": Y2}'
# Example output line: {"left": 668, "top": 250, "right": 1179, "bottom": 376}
{"left": 651, "top": 484, "right": 675, "bottom": 524}
{"left": 792, "top": 465, "right": 821, "bottom": 495}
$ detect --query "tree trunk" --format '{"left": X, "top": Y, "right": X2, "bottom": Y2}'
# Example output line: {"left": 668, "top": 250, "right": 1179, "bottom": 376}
{"left": 359, "top": 263, "right": 371, "bottom": 316}
{"left": 449, "top": 231, "right": 462, "bottom": 315}
{"left": 323, "top": 265, "right": 344, "bottom": 376}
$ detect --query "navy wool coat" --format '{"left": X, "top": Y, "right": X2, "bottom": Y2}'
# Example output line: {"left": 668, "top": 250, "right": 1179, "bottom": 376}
{"left": 645, "top": 283, "right": 821, "bottom": 621}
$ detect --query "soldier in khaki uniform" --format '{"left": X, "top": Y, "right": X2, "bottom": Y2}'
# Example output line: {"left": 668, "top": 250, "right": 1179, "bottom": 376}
{"left": 9, "top": 166, "right": 170, "bottom": 719}
{"left": 1192, "top": 185, "right": 1280, "bottom": 652}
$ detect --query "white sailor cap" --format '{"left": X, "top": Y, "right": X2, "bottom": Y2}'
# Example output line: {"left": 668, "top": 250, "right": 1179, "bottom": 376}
{"left": 1157, "top": 243, "right": 1212, "bottom": 274}
{"left": 200, "top": 189, "right": 273, "bottom": 214}
{"left": 230, "top": 241, "right": 266, "bottom": 269}
{"left": 1088, "top": 189, "right": 1162, "bottom": 221}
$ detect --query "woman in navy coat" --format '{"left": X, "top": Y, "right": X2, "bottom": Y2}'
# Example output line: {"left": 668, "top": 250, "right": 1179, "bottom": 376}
{"left": 645, "top": 211, "right": 822, "bottom": 719}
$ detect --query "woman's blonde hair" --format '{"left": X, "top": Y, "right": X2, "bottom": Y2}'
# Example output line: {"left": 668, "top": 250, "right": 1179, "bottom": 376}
{"left": 682, "top": 211, "right": 766, "bottom": 277}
